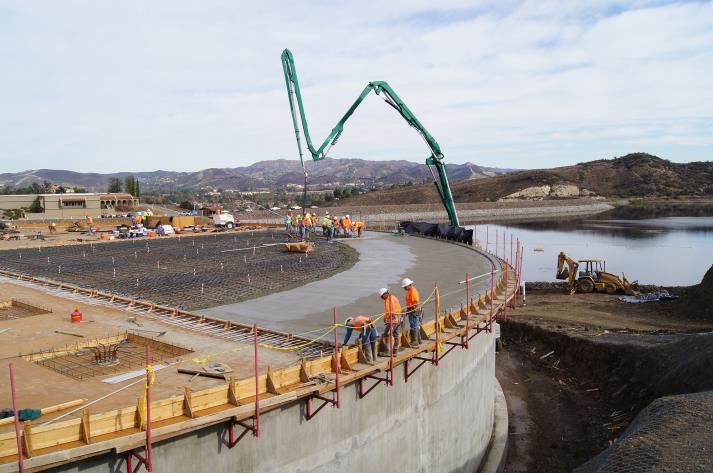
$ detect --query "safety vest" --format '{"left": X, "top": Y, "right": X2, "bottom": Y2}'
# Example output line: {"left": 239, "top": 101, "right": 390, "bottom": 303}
{"left": 343, "top": 218, "right": 351, "bottom": 228}
{"left": 406, "top": 286, "right": 420, "bottom": 309}
{"left": 350, "top": 315, "right": 372, "bottom": 329}
{"left": 384, "top": 294, "right": 402, "bottom": 325}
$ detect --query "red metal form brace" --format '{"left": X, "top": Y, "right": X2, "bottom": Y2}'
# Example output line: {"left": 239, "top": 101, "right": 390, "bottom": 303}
{"left": 306, "top": 308, "right": 340, "bottom": 419}
{"left": 9, "top": 364, "right": 24, "bottom": 473}
{"left": 488, "top": 261, "right": 495, "bottom": 333}
{"left": 126, "top": 346, "right": 153, "bottom": 472}
{"left": 227, "top": 323, "right": 260, "bottom": 446}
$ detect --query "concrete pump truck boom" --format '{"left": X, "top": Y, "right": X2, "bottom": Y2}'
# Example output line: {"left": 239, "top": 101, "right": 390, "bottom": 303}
{"left": 281, "top": 49, "right": 460, "bottom": 226}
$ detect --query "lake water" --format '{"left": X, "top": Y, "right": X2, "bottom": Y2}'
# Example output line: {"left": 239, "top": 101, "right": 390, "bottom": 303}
{"left": 469, "top": 206, "right": 713, "bottom": 286}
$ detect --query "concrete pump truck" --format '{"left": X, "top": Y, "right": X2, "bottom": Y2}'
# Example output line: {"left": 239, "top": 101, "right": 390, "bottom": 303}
{"left": 280, "top": 49, "right": 460, "bottom": 227}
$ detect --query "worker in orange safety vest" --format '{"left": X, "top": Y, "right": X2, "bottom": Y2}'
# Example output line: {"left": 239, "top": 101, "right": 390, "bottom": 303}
{"left": 378, "top": 288, "right": 403, "bottom": 356}
{"left": 402, "top": 278, "right": 423, "bottom": 347}
{"left": 343, "top": 315, "right": 378, "bottom": 363}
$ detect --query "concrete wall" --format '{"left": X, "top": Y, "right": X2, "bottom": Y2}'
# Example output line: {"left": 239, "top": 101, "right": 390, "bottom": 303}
{"left": 51, "top": 331, "right": 496, "bottom": 473}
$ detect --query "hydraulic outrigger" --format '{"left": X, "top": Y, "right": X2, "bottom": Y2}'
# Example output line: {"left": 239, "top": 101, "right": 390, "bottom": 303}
{"left": 281, "top": 49, "right": 460, "bottom": 226}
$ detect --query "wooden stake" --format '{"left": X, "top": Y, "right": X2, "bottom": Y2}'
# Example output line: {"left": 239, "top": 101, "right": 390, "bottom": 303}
{"left": 21, "top": 421, "right": 32, "bottom": 458}
{"left": 183, "top": 387, "right": 195, "bottom": 418}
{"left": 80, "top": 409, "right": 91, "bottom": 444}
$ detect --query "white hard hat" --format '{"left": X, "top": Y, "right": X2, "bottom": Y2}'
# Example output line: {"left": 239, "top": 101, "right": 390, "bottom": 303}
{"left": 345, "top": 317, "right": 353, "bottom": 325}
{"left": 378, "top": 288, "right": 389, "bottom": 297}
{"left": 401, "top": 278, "right": 414, "bottom": 288}
{"left": 346, "top": 214, "right": 350, "bottom": 218}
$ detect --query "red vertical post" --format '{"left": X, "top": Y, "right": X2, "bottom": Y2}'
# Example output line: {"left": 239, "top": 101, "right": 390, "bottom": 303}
{"left": 520, "top": 246, "right": 525, "bottom": 306}
{"left": 489, "top": 262, "right": 495, "bottom": 332}
{"left": 502, "top": 264, "right": 508, "bottom": 322}
{"left": 145, "top": 345, "right": 153, "bottom": 472}
{"left": 465, "top": 272, "right": 470, "bottom": 348}
{"left": 254, "top": 323, "right": 260, "bottom": 437}
{"left": 510, "top": 234, "right": 513, "bottom": 266}
{"left": 388, "top": 296, "right": 394, "bottom": 386}
{"left": 434, "top": 284, "right": 440, "bottom": 366}
{"left": 9, "top": 364, "right": 24, "bottom": 473}
{"left": 333, "top": 307, "right": 340, "bottom": 407}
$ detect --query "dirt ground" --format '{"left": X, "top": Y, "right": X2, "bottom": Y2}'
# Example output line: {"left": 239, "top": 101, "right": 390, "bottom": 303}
{"left": 498, "top": 287, "right": 713, "bottom": 473}
{"left": 511, "top": 288, "right": 713, "bottom": 333}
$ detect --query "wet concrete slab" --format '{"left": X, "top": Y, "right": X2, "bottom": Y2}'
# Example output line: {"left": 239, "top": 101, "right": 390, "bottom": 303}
{"left": 202, "top": 232, "right": 498, "bottom": 335}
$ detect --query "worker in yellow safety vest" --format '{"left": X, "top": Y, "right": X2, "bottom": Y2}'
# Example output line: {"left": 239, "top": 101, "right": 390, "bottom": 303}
{"left": 378, "top": 288, "right": 403, "bottom": 356}
{"left": 402, "top": 278, "right": 422, "bottom": 347}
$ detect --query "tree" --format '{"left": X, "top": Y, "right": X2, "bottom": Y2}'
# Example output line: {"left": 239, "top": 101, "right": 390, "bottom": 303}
{"left": 124, "top": 176, "right": 134, "bottom": 196}
{"left": 179, "top": 201, "right": 193, "bottom": 210}
{"left": 134, "top": 179, "right": 140, "bottom": 198}
{"left": 108, "top": 178, "right": 122, "bottom": 193}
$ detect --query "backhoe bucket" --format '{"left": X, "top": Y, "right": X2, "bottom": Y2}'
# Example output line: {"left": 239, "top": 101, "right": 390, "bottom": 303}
{"left": 556, "top": 267, "right": 569, "bottom": 280}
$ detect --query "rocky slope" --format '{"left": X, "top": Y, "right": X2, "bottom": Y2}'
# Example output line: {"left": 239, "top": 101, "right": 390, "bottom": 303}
{"left": 340, "top": 153, "right": 713, "bottom": 205}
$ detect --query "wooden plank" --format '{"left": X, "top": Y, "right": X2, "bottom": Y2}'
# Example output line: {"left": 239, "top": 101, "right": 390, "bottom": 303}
{"left": 183, "top": 387, "right": 195, "bottom": 419}
{"left": 22, "top": 421, "right": 32, "bottom": 458}
{"left": 299, "top": 359, "right": 310, "bottom": 382}
{"left": 228, "top": 376, "right": 240, "bottom": 406}
{"left": 340, "top": 346, "right": 353, "bottom": 371}
{"left": 80, "top": 410, "right": 91, "bottom": 445}
{"left": 266, "top": 366, "right": 280, "bottom": 395}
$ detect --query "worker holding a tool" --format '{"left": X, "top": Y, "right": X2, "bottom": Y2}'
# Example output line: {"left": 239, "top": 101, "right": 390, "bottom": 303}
{"left": 343, "top": 316, "right": 378, "bottom": 363}
{"left": 402, "top": 278, "right": 423, "bottom": 347}
{"left": 378, "top": 288, "right": 403, "bottom": 356}
{"left": 322, "top": 214, "right": 333, "bottom": 241}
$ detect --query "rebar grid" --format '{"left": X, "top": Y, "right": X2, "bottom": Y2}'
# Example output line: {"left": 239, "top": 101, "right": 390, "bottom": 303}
{"left": 32, "top": 333, "right": 192, "bottom": 380}
{"left": 0, "top": 299, "right": 52, "bottom": 320}
{"left": 0, "top": 230, "right": 356, "bottom": 311}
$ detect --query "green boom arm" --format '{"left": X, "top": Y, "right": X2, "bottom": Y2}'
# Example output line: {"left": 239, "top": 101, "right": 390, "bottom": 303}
{"left": 281, "top": 49, "right": 460, "bottom": 226}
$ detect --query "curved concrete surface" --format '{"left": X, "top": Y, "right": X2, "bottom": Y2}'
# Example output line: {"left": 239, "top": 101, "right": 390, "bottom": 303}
{"left": 53, "top": 328, "right": 497, "bottom": 473}
{"left": 479, "top": 379, "right": 509, "bottom": 473}
{"left": 48, "top": 234, "right": 502, "bottom": 473}
{"left": 203, "top": 232, "right": 499, "bottom": 334}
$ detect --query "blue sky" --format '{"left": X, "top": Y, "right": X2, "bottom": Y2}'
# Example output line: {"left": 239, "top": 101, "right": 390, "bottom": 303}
{"left": 0, "top": 0, "right": 711, "bottom": 173}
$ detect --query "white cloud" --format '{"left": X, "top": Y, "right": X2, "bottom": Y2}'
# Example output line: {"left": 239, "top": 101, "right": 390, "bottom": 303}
{"left": 0, "top": 0, "right": 711, "bottom": 173}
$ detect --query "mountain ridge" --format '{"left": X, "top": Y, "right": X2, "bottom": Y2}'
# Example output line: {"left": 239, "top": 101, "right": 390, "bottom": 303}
{"left": 0, "top": 158, "right": 516, "bottom": 192}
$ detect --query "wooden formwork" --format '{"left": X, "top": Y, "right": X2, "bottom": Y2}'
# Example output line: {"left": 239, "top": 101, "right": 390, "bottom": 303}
{"left": 0, "top": 248, "right": 520, "bottom": 472}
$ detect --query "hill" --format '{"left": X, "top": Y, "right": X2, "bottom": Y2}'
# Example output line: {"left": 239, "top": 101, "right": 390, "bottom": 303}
{"left": 0, "top": 158, "right": 514, "bottom": 193}
{"left": 340, "top": 153, "right": 713, "bottom": 205}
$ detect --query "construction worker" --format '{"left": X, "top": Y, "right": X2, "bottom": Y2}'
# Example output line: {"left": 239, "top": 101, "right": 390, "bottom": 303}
{"left": 86, "top": 215, "right": 95, "bottom": 235}
{"left": 304, "top": 212, "right": 312, "bottom": 237}
{"left": 284, "top": 213, "right": 293, "bottom": 233}
{"left": 297, "top": 214, "right": 305, "bottom": 240}
{"left": 343, "top": 215, "right": 352, "bottom": 237}
{"left": 354, "top": 220, "right": 365, "bottom": 237}
{"left": 322, "top": 214, "right": 333, "bottom": 241}
{"left": 332, "top": 216, "right": 340, "bottom": 237}
{"left": 378, "top": 288, "right": 403, "bottom": 356}
{"left": 343, "top": 316, "right": 378, "bottom": 363}
{"left": 402, "top": 278, "right": 422, "bottom": 347}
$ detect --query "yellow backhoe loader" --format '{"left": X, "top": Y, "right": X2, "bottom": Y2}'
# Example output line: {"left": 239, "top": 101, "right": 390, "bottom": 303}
{"left": 556, "top": 251, "right": 639, "bottom": 295}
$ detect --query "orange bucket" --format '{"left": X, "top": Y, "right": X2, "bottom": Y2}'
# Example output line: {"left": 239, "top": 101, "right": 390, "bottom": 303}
{"left": 71, "top": 308, "right": 83, "bottom": 323}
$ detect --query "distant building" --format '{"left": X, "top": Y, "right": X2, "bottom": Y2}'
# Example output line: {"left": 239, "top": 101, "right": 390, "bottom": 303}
{"left": 0, "top": 193, "right": 138, "bottom": 220}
